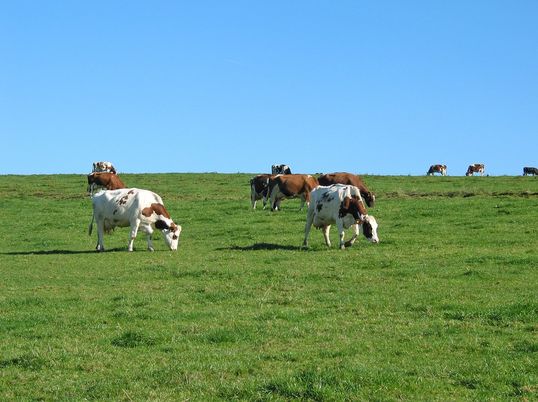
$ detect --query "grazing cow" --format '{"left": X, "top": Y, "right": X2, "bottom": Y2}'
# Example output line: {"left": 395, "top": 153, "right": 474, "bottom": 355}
{"left": 250, "top": 174, "right": 273, "bottom": 209}
{"left": 268, "top": 174, "right": 319, "bottom": 211}
{"left": 427, "top": 164, "right": 447, "bottom": 176}
{"left": 523, "top": 167, "right": 538, "bottom": 176}
{"left": 89, "top": 188, "right": 181, "bottom": 252}
{"left": 303, "top": 184, "right": 379, "bottom": 249}
{"left": 317, "top": 172, "right": 376, "bottom": 207}
{"left": 466, "top": 163, "right": 485, "bottom": 176}
{"left": 92, "top": 161, "right": 116, "bottom": 174}
{"left": 271, "top": 164, "right": 292, "bottom": 175}
{"left": 87, "top": 172, "right": 126, "bottom": 195}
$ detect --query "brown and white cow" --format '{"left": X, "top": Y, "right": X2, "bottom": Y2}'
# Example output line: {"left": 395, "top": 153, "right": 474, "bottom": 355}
{"left": 427, "top": 164, "right": 447, "bottom": 176}
{"left": 465, "top": 163, "right": 485, "bottom": 176}
{"left": 92, "top": 161, "right": 116, "bottom": 174}
{"left": 250, "top": 174, "right": 274, "bottom": 209}
{"left": 89, "top": 188, "right": 181, "bottom": 252}
{"left": 303, "top": 184, "right": 379, "bottom": 249}
{"left": 268, "top": 174, "right": 319, "bottom": 211}
{"left": 317, "top": 172, "right": 376, "bottom": 207}
{"left": 87, "top": 172, "right": 126, "bottom": 195}
{"left": 523, "top": 167, "right": 538, "bottom": 176}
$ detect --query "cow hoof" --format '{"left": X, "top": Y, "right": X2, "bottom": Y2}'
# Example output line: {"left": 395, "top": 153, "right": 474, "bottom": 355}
{"left": 344, "top": 240, "right": 353, "bottom": 248}
{"left": 148, "top": 247, "right": 155, "bottom": 252}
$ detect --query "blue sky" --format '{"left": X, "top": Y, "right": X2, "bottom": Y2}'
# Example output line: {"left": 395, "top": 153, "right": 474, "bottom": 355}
{"left": 1, "top": 1, "right": 537, "bottom": 175}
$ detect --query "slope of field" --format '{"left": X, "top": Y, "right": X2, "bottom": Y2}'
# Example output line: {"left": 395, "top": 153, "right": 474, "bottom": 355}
{"left": 0, "top": 174, "right": 536, "bottom": 400}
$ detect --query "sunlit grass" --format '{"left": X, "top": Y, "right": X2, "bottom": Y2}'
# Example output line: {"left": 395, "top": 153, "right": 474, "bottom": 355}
{"left": 0, "top": 173, "right": 536, "bottom": 400}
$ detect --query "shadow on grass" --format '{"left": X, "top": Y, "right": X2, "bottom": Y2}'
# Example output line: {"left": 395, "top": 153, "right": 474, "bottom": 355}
{"left": 219, "top": 242, "right": 303, "bottom": 251}
{"left": 2, "top": 248, "right": 126, "bottom": 255}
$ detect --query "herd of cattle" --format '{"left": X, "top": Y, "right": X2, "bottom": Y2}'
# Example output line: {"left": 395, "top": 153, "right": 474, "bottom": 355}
{"left": 86, "top": 161, "right": 536, "bottom": 252}
{"left": 427, "top": 163, "right": 538, "bottom": 177}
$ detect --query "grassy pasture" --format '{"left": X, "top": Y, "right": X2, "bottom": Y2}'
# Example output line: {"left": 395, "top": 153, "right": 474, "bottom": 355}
{"left": 0, "top": 173, "right": 536, "bottom": 400}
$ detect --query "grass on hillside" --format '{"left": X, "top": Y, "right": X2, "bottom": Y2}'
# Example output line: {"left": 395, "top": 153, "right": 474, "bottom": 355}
{"left": 0, "top": 173, "right": 536, "bottom": 400}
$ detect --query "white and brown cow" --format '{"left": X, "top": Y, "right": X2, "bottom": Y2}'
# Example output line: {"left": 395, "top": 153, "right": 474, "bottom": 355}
{"left": 317, "top": 172, "right": 376, "bottom": 207}
{"left": 271, "top": 164, "right": 292, "bottom": 175}
{"left": 268, "top": 174, "right": 319, "bottom": 211}
{"left": 87, "top": 172, "right": 126, "bottom": 195}
{"left": 89, "top": 188, "right": 181, "bottom": 252}
{"left": 466, "top": 163, "right": 485, "bottom": 176}
{"left": 303, "top": 184, "right": 379, "bottom": 249}
{"left": 92, "top": 161, "right": 116, "bottom": 174}
{"left": 523, "top": 167, "right": 538, "bottom": 176}
{"left": 427, "top": 164, "right": 447, "bottom": 176}
{"left": 250, "top": 174, "right": 273, "bottom": 209}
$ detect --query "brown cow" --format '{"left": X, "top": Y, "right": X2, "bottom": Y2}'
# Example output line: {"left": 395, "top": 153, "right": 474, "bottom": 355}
{"left": 317, "top": 172, "right": 376, "bottom": 207}
{"left": 268, "top": 174, "right": 319, "bottom": 211}
{"left": 465, "top": 163, "right": 485, "bottom": 176}
{"left": 87, "top": 172, "right": 126, "bottom": 195}
{"left": 427, "top": 164, "right": 447, "bottom": 176}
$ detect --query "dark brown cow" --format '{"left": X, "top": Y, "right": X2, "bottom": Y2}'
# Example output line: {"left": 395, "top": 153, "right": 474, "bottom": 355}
{"left": 250, "top": 174, "right": 273, "bottom": 209}
{"left": 87, "top": 172, "right": 126, "bottom": 195}
{"left": 465, "top": 163, "right": 485, "bottom": 176}
{"left": 523, "top": 167, "right": 538, "bottom": 176}
{"left": 317, "top": 172, "right": 376, "bottom": 207}
{"left": 427, "top": 164, "right": 447, "bottom": 176}
{"left": 268, "top": 174, "right": 319, "bottom": 211}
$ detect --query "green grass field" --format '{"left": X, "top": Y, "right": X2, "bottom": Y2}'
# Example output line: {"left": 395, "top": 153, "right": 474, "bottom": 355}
{"left": 0, "top": 173, "right": 536, "bottom": 400}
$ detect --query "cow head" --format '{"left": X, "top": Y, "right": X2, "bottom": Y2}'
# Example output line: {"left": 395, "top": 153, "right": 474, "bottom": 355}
{"left": 361, "top": 215, "right": 379, "bottom": 243}
{"left": 155, "top": 219, "right": 182, "bottom": 251}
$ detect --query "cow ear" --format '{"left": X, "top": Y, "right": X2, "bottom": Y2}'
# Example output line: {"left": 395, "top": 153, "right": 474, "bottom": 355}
{"left": 155, "top": 220, "right": 169, "bottom": 230}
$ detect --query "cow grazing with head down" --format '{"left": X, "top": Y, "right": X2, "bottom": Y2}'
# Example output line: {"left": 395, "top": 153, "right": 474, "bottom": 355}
{"left": 268, "top": 174, "right": 319, "bottom": 211}
{"left": 92, "top": 161, "right": 116, "bottom": 174}
{"left": 303, "top": 184, "right": 379, "bottom": 249}
{"left": 271, "top": 164, "right": 292, "bottom": 175}
{"left": 250, "top": 174, "right": 273, "bottom": 209}
{"left": 87, "top": 172, "right": 126, "bottom": 195}
{"left": 523, "top": 167, "right": 538, "bottom": 176}
{"left": 466, "top": 163, "right": 485, "bottom": 176}
{"left": 317, "top": 172, "right": 376, "bottom": 207}
{"left": 89, "top": 188, "right": 181, "bottom": 252}
{"left": 427, "top": 164, "right": 447, "bottom": 176}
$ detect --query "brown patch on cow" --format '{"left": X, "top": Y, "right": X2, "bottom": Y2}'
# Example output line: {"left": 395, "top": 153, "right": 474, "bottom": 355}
{"left": 339, "top": 197, "right": 367, "bottom": 221}
{"left": 88, "top": 172, "right": 126, "bottom": 191}
{"left": 142, "top": 203, "right": 171, "bottom": 218}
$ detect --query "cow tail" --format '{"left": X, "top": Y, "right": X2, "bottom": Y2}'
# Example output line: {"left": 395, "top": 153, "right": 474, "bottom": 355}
{"left": 88, "top": 214, "right": 94, "bottom": 236}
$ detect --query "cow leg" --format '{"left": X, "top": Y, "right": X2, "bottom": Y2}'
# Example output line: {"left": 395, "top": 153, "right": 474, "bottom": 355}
{"left": 322, "top": 225, "right": 332, "bottom": 248}
{"left": 251, "top": 186, "right": 257, "bottom": 209}
{"left": 344, "top": 224, "right": 359, "bottom": 248}
{"left": 128, "top": 219, "right": 141, "bottom": 252}
{"left": 96, "top": 219, "right": 105, "bottom": 252}
{"left": 141, "top": 224, "right": 155, "bottom": 251}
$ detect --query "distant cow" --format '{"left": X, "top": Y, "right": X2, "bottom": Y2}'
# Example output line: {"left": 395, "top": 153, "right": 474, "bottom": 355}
{"left": 523, "top": 167, "right": 538, "bottom": 176}
{"left": 250, "top": 174, "right": 273, "bottom": 209}
{"left": 92, "top": 161, "right": 116, "bottom": 174}
{"left": 466, "top": 163, "right": 485, "bottom": 176}
{"left": 271, "top": 164, "right": 292, "bottom": 175}
{"left": 268, "top": 174, "right": 318, "bottom": 211}
{"left": 317, "top": 172, "right": 376, "bottom": 207}
{"left": 303, "top": 184, "right": 379, "bottom": 249}
{"left": 427, "top": 164, "right": 447, "bottom": 176}
{"left": 89, "top": 188, "right": 181, "bottom": 252}
{"left": 87, "top": 172, "right": 126, "bottom": 195}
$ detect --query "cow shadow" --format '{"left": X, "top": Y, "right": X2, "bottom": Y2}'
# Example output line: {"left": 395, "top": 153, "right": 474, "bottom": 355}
{"left": 218, "top": 242, "right": 303, "bottom": 251}
{"left": 2, "top": 248, "right": 125, "bottom": 255}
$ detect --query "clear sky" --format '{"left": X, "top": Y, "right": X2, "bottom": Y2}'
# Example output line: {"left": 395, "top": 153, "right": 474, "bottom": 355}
{"left": 1, "top": 1, "right": 537, "bottom": 175}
